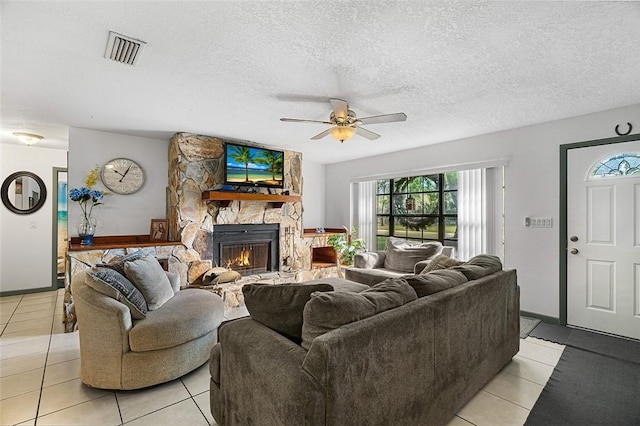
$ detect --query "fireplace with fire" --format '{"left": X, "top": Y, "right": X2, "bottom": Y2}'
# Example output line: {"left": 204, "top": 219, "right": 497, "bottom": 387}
{"left": 212, "top": 224, "right": 280, "bottom": 276}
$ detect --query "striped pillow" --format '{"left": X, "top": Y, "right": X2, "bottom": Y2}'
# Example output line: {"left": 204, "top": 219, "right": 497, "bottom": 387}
{"left": 85, "top": 267, "right": 148, "bottom": 319}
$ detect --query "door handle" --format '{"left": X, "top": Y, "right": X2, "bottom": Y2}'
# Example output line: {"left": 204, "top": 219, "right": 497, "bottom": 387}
{"left": 570, "top": 248, "right": 579, "bottom": 254}
{"left": 570, "top": 236, "right": 578, "bottom": 242}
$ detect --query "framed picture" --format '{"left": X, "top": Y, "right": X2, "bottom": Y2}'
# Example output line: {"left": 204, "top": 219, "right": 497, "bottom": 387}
{"left": 150, "top": 219, "right": 168, "bottom": 242}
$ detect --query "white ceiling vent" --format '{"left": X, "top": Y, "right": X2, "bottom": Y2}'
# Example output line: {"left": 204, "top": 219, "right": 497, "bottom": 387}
{"left": 104, "top": 31, "right": 146, "bottom": 66}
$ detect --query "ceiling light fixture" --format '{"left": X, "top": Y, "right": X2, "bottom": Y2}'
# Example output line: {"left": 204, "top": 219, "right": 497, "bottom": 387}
{"left": 329, "top": 126, "right": 356, "bottom": 143}
{"left": 13, "top": 132, "right": 43, "bottom": 146}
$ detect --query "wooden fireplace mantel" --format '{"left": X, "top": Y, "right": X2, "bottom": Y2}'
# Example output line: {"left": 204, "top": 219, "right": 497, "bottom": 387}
{"left": 201, "top": 191, "right": 301, "bottom": 207}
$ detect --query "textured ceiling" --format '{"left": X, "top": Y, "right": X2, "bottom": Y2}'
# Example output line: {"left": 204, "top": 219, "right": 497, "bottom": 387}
{"left": 1, "top": 1, "right": 639, "bottom": 163}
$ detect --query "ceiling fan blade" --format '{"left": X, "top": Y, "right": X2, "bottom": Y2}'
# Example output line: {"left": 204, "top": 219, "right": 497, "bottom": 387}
{"left": 357, "top": 112, "right": 407, "bottom": 125}
{"left": 310, "top": 129, "right": 332, "bottom": 140}
{"left": 356, "top": 126, "right": 381, "bottom": 140}
{"left": 329, "top": 98, "right": 349, "bottom": 121}
{"left": 280, "top": 118, "right": 333, "bottom": 125}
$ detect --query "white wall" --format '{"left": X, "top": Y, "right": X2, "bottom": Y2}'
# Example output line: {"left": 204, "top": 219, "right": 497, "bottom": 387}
{"left": 325, "top": 104, "right": 640, "bottom": 319}
{"left": 0, "top": 144, "right": 67, "bottom": 292}
{"left": 68, "top": 128, "right": 169, "bottom": 236}
{"left": 301, "top": 157, "right": 326, "bottom": 229}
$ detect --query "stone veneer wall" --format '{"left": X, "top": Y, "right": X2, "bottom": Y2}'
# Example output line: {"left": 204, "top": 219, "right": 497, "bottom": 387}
{"left": 167, "top": 132, "right": 331, "bottom": 287}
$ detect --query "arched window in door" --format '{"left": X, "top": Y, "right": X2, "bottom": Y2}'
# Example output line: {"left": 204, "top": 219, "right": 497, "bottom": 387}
{"left": 590, "top": 153, "right": 640, "bottom": 178}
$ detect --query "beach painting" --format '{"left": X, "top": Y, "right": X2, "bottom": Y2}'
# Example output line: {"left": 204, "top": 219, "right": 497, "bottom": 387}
{"left": 57, "top": 174, "right": 67, "bottom": 280}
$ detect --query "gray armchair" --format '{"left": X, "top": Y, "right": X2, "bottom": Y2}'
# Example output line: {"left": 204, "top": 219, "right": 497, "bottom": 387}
{"left": 71, "top": 269, "right": 224, "bottom": 390}
{"left": 345, "top": 241, "right": 454, "bottom": 286}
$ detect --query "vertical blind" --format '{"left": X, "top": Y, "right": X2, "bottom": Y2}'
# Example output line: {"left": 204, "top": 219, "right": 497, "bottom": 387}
{"left": 357, "top": 181, "right": 376, "bottom": 252}
{"left": 457, "top": 169, "right": 486, "bottom": 260}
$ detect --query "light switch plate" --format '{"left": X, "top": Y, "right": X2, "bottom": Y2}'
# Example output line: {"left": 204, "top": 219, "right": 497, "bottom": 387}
{"left": 525, "top": 217, "right": 553, "bottom": 228}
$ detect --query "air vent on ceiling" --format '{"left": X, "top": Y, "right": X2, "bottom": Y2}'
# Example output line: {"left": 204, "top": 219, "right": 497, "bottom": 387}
{"left": 104, "top": 31, "right": 146, "bottom": 66}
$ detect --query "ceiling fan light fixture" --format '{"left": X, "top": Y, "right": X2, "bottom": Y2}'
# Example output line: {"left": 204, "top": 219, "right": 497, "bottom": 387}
{"left": 330, "top": 126, "right": 356, "bottom": 143}
{"left": 13, "top": 132, "right": 43, "bottom": 145}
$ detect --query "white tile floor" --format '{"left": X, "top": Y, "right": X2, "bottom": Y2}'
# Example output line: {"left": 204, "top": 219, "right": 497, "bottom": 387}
{"left": 1, "top": 289, "right": 565, "bottom": 426}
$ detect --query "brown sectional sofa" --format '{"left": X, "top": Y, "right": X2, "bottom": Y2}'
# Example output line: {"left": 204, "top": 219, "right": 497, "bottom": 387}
{"left": 209, "top": 256, "right": 520, "bottom": 425}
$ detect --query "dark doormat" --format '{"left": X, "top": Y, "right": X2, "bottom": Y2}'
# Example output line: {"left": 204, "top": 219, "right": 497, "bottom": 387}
{"left": 528, "top": 322, "right": 573, "bottom": 345}
{"left": 525, "top": 330, "right": 640, "bottom": 426}
{"left": 567, "top": 329, "right": 640, "bottom": 363}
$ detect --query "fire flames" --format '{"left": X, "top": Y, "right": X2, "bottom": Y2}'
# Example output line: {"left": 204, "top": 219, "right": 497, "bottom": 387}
{"left": 226, "top": 248, "right": 251, "bottom": 268}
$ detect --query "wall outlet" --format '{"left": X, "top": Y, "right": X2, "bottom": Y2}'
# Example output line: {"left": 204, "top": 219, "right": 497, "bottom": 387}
{"left": 525, "top": 217, "right": 552, "bottom": 228}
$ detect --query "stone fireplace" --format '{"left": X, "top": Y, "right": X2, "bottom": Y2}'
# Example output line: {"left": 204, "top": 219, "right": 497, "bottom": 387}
{"left": 167, "top": 132, "right": 330, "bottom": 288}
{"left": 212, "top": 224, "right": 279, "bottom": 275}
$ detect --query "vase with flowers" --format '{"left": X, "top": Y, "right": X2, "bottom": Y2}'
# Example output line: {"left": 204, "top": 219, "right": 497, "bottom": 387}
{"left": 69, "top": 165, "right": 108, "bottom": 245}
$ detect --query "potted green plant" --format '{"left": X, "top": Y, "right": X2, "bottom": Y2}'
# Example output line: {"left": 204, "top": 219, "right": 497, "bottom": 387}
{"left": 327, "top": 227, "right": 366, "bottom": 266}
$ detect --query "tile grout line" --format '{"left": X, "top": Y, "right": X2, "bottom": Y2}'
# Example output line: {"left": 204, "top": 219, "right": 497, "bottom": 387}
{"left": 515, "top": 353, "right": 562, "bottom": 368}
{"left": 478, "top": 388, "right": 533, "bottom": 413}
{"left": 453, "top": 414, "right": 479, "bottom": 425}
{"left": 501, "top": 368, "right": 551, "bottom": 387}
{"left": 181, "top": 376, "right": 213, "bottom": 425}
{"left": 33, "top": 291, "right": 66, "bottom": 425}
{"left": 524, "top": 338, "right": 565, "bottom": 352}
{"left": 114, "top": 390, "right": 124, "bottom": 426}
{"left": 0, "top": 295, "right": 23, "bottom": 335}
{"left": 118, "top": 395, "right": 194, "bottom": 425}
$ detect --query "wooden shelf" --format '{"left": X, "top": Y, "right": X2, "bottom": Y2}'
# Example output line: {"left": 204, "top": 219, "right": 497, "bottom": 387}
{"left": 68, "top": 235, "right": 180, "bottom": 251}
{"left": 302, "top": 228, "right": 347, "bottom": 238}
{"left": 201, "top": 191, "right": 301, "bottom": 207}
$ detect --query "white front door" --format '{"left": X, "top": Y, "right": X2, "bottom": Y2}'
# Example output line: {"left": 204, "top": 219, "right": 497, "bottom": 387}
{"left": 567, "top": 140, "right": 640, "bottom": 340}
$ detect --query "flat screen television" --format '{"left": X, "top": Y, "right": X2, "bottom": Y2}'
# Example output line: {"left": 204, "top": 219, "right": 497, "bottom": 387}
{"left": 224, "top": 142, "right": 284, "bottom": 188}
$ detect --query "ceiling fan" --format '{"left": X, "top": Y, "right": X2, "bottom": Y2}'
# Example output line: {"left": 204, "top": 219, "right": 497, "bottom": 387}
{"left": 280, "top": 98, "right": 407, "bottom": 143}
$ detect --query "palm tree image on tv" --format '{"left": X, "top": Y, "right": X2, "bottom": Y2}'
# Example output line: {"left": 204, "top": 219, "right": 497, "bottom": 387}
{"left": 228, "top": 145, "right": 255, "bottom": 182}
{"left": 254, "top": 150, "right": 283, "bottom": 181}
{"left": 226, "top": 144, "right": 284, "bottom": 186}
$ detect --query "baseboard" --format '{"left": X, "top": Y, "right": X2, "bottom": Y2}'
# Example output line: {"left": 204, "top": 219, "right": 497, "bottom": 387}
{"left": 0, "top": 286, "right": 58, "bottom": 298}
{"left": 520, "top": 310, "right": 561, "bottom": 325}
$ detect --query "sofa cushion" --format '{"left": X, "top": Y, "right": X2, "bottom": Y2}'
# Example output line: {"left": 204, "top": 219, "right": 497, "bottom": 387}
{"left": 128, "top": 288, "right": 223, "bottom": 352}
{"left": 419, "top": 254, "right": 465, "bottom": 274}
{"left": 450, "top": 254, "right": 502, "bottom": 281}
{"left": 124, "top": 255, "right": 175, "bottom": 310}
{"left": 301, "top": 278, "right": 418, "bottom": 350}
{"left": 343, "top": 267, "right": 405, "bottom": 287}
{"left": 243, "top": 283, "right": 334, "bottom": 342}
{"left": 402, "top": 269, "right": 468, "bottom": 298}
{"left": 384, "top": 237, "right": 443, "bottom": 272}
{"left": 104, "top": 248, "right": 152, "bottom": 275}
{"left": 85, "top": 267, "right": 148, "bottom": 319}
{"left": 303, "top": 277, "right": 370, "bottom": 292}
{"left": 353, "top": 251, "right": 385, "bottom": 269}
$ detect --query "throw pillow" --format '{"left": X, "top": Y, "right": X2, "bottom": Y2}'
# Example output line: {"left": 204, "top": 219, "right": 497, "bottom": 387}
{"left": 450, "top": 254, "right": 502, "bottom": 281}
{"left": 105, "top": 248, "right": 153, "bottom": 276}
{"left": 402, "top": 269, "right": 468, "bottom": 298}
{"left": 202, "top": 267, "right": 229, "bottom": 285}
{"left": 419, "top": 254, "right": 465, "bottom": 274}
{"left": 124, "top": 255, "right": 174, "bottom": 310}
{"left": 301, "top": 278, "right": 418, "bottom": 350}
{"left": 211, "top": 270, "right": 241, "bottom": 285}
{"left": 383, "top": 237, "right": 443, "bottom": 272}
{"left": 242, "top": 283, "right": 334, "bottom": 342}
{"left": 85, "top": 267, "right": 148, "bottom": 319}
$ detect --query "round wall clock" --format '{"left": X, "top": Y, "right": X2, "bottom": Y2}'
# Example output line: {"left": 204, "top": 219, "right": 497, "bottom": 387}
{"left": 100, "top": 158, "right": 145, "bottom": 194}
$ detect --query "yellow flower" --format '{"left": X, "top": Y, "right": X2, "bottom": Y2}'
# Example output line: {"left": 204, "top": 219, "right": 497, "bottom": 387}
{"left": 85, "top": 165, "right": 100, "bottom": 188}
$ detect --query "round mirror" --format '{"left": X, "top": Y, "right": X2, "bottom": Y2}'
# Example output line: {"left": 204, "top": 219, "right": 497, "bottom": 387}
{"left": 1, "top": 171, "right": 47, "bottom": 215}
